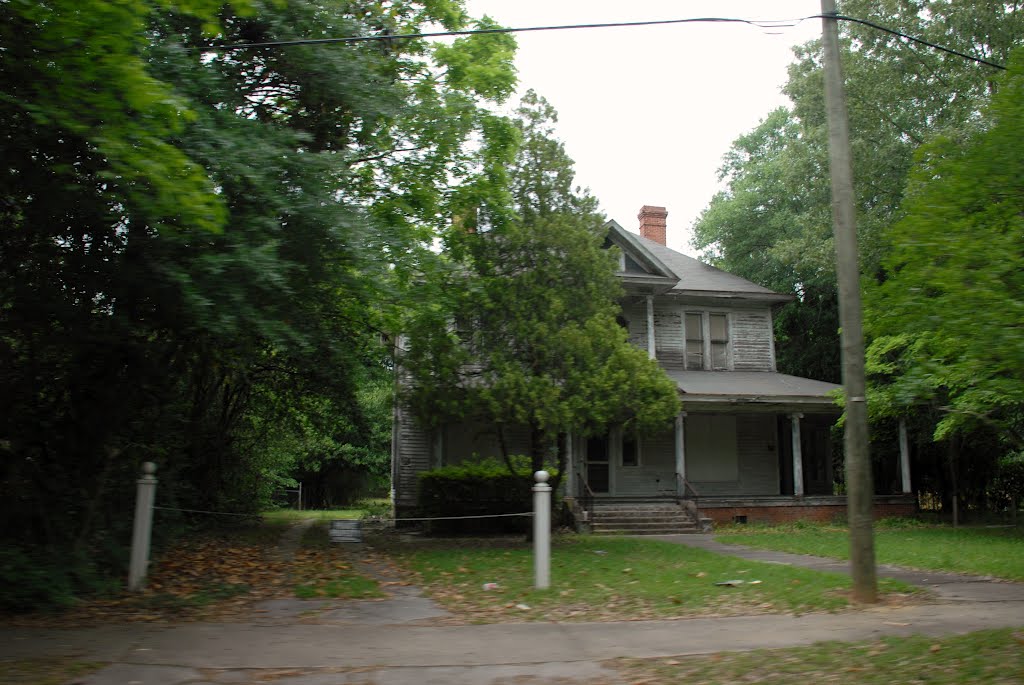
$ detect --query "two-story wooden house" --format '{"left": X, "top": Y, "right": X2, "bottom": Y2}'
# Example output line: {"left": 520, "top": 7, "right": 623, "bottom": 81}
{"left": 391, "top": 206, "right": 916, "bottom": 530}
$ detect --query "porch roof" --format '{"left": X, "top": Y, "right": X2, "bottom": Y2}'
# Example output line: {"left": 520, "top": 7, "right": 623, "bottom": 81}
{"left": 665, "top": 370, "right": 842, "bottom": 411}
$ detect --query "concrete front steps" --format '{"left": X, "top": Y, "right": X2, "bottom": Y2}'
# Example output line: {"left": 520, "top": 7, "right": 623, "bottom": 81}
{"left": 587, "top": 498, "right": 706, "bottom": 535}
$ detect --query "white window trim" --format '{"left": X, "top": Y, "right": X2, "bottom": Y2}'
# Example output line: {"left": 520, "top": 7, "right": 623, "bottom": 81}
{"left": 684, "top": 311, "right": 733, "bottom": 371}
{"left": 684, "top": 311, "right": 704, "bottom": 371}
{"left": 708, "top": 311, "right": 732, "bottom": 371}
{"left": 621, "top": 433, "right": 642, "bottom": 467}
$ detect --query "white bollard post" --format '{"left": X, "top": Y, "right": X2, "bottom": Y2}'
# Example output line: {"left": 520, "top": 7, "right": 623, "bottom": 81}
{"left": 128, "top": 462, "right": 157, "bottom": 592}
{"left": 533, "top": 470, "right": 551, "bottom": 590}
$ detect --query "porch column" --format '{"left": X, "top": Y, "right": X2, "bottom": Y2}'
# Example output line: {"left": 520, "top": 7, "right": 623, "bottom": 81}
{"left": 790, "top": 413, "right": 804, "bottom": 497}
{"left": 674, "top": 412, "right": 687, "bottom": 494}
{"left": 898, "top": 418, "right": 912, "bottom": 495}
{"left": 646, "top": 295, "right": 656, "bottom": 359}
{"left": 565, "top": 433, "right": 576, "bottom": 498}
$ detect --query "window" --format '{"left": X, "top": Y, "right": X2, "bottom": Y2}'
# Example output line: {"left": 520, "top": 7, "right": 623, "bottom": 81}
{"left": 685, "top": 311, "right": 731, "bottom": 370}
{"left": 685, "top": 312, "right": 704, "bottom": 370}
{"left": 710, "top": 313, "right": 729, "bottom": 370}
{"left": 622, "top": 434, "right": 639, "bottom": 467}
{"left": 623, "top": 254, "right": 647, "bottom": 273}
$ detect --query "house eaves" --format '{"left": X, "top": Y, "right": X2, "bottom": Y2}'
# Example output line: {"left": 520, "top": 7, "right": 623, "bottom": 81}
{"left": 665, "top": 370, "right": 842, "bottom": 413}
{"left": 605, "top": 220, "right": 679, "bottom": 282}
{"left": 665, "top": 289, "right": 795, "bottom": 306}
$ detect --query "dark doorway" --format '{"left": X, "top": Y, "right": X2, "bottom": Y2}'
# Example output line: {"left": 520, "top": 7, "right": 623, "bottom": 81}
{"left": 586, "top": 435, "right": 610, "bottom": 493}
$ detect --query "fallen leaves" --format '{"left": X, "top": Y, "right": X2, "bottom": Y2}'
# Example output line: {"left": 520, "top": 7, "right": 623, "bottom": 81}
{"left": 2, "top": 523, "right": 384, "bottom": 627}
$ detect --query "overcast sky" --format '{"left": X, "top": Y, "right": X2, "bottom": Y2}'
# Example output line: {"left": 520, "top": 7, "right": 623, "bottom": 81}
{"left": 463, "top": 1, "right": 823, "bottom": 255}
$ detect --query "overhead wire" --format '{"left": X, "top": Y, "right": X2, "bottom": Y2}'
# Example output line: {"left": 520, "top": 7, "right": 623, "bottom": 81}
{"left": 831, "top": 13, "right": 1006, "bottom": 70}
{"left": 205, "top": 16, "right": 807, "bottom": 51}
{"left": 201, "top": 12, "right": 1007, "bottom": 71}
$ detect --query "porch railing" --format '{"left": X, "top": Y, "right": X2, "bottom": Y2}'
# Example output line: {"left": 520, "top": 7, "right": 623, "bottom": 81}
{"left": 576, "top": 473, "right": 596, "bottom": 527}
{"left": 675, "top": 475, "right": 700, "bottom": 501}
{"left": 677, "top": 473, "right": 700, "bottom": 509}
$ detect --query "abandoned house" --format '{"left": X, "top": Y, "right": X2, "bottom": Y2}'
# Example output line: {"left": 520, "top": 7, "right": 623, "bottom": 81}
{"left": 391, "top": 205, "right": 916, "bottom": 531}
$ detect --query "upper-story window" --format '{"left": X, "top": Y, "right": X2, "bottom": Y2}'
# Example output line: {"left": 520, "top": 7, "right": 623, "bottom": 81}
{"left": 685, "top": 311, "right": 731, "bottom": 370}
{"left": 710, "top": 313, "right": 729, "bottom": 370}
{"left": 623, "top": 254, "right": 647, "bottom": 273}
{"left": 685, "top": 312, "right": 704, "bottom": 370}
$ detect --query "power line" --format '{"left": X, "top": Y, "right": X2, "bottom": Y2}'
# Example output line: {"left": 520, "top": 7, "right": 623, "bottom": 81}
{"left": 202, "top": 13, "right": 1007, "bottom": 71}
{"left": 831, "top": 13, "right": 1006, "bottom": 70}
{"left": 205, "top": 16, "right": 806, "bottom": 50}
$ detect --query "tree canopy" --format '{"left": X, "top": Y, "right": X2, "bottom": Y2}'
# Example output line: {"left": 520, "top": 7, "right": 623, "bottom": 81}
{"left": 864, "top": 48, "right": 1024, "bottom": 445}
{"left": 0, "top": 0, "right": 519, "bottom": 607}
{"left": 690, "top": 2, "right": 1024, "bottom": 511}
{"left": 402, "top": 91, "right": 681, "bottom": 483}
{"left": 691, "top": 1, "right": 1024, "bottom": 383}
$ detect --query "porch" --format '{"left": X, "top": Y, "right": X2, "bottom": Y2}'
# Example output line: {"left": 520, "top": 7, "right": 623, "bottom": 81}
{"left": 566, "top": 371, "right": 916, "bottom": 508}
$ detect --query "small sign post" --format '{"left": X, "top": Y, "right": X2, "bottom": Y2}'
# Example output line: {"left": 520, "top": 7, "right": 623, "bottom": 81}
{"left": 533, "top": 470, "right": 551, "bottom": 589}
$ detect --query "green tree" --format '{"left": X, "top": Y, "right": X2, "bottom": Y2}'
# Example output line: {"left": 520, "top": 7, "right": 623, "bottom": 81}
{"left": 691, "top": 2, "right": 1024, "bottom": 382}
{"left": 0, "top": 0, "right": 518, "bottom": 606}
{"left": 692, "top": 107, "right": 838, "bottom": 381}
{"left": 403, "top": 93, "right": 680, "bottom": 487}
{"left": 865, "top": 48, "right": 1024, "bottom": 446}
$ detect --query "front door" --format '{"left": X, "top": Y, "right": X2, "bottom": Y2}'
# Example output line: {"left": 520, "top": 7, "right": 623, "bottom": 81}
{"left": 802, "top": 424, "right": 834, "bottom": 495}
{"left": 586, "top": 435, "right": 610, "bottom": 493}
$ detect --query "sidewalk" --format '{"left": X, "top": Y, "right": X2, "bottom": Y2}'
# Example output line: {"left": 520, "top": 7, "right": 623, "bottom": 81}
{"left": 3, "top": 535, "right": 1022, "bottom": 685}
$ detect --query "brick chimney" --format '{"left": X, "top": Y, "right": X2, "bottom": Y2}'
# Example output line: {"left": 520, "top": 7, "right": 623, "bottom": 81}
{"left": 638, "top": 205, "right": 668, "bottom": 245}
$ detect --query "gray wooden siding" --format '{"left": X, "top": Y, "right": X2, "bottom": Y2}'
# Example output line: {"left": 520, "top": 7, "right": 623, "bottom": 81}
{"left": 394, "top": 407, "right": 432, "bottom": 505}
{"left": 653, "top": 306, "right": 684, "bottom": 365}
{"left": 622, "top": 301, "right": 648, "bottom": 351}
{"left": 613, "top": 426, "right": 677, "bottom": 496}
{"left": 731, "top": 310, "right": 774, "bottom": 371}
{"left": 691, "top": 413, "right": 779, "bottom": 496}
{"left": 631, "top": 299, "right": 775, "bottom": 370}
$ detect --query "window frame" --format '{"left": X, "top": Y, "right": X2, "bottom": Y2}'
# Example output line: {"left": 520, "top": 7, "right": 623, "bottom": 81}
{"left": 621, "top": 433, "right": 641, "bottom": 467}
{"left": 684, "top": 311, "right": 705, "bottom": 370}
{"left": 709, "top": 312, "right": 731, "bottom": 370}
{"left": 684, "top": 311, "right": 732, "bottom": 371}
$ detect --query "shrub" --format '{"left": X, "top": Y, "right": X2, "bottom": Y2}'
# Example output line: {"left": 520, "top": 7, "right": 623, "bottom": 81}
{"left": 416, "top": 457, "right": 558, "bottom": 535}
{"left": 0, "top": 547, "right": 75, "bottom": 613}
{"left": 992, "top": 452, "right": 1024, "bottom": 511}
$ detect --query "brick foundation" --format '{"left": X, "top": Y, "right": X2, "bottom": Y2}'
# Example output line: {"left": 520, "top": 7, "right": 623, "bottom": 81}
{"left": 699, "top": 499, "right": 916, "bottom": 526}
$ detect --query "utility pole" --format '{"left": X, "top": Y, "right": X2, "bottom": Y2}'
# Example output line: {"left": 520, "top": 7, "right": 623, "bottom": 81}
{"left": 820, "top": 0, "right": 877, "bottom": 602}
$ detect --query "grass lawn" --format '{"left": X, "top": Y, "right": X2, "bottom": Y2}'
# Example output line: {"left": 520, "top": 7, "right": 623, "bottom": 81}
{"left": 717, "top": 522, "right": 1024, "bottom": 581}
{"left": 261, "top": 498, "right": 393, "bottom": 523}
{"left": 383, "top": 535, "right": 916, "bottom": 623}
{"left": 615, "top": 627, "right": 1024, "bottom": 684}
{"left": 261, "top": 508, "right": 367, "bottom": 522}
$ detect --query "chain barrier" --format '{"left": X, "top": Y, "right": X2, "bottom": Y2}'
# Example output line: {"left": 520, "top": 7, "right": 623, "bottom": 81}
{"left": 153, "top": 505, "right": 533, "bottom": 523}
{"left": 367, "top": 511, "right": 533, "bottom": 523}
{"left": 153, "top": 505, "right": 258, "bottom": 517}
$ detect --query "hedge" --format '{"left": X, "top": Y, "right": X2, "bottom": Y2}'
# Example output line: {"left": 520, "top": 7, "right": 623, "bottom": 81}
{"left": 416, "top": 457, "right": 559, "bottom": 535}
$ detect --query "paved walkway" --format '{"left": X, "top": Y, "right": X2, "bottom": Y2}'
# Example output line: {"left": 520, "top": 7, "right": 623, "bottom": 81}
{"left": 3, "top": 534, "right": 1022, "bottom": 685}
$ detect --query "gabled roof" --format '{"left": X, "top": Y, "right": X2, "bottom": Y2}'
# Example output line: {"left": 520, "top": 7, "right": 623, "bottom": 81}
{"left": 606, "top": 220, "right": 792, "bottom": 304}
